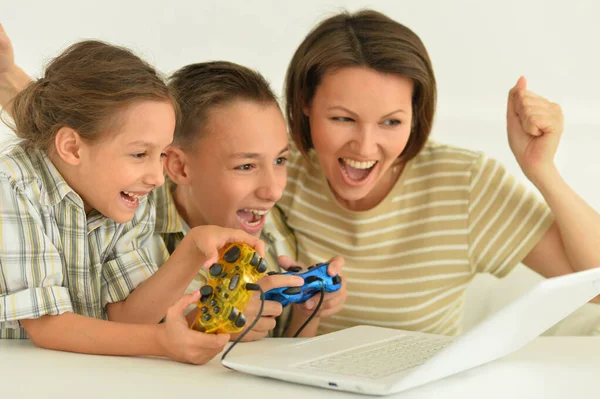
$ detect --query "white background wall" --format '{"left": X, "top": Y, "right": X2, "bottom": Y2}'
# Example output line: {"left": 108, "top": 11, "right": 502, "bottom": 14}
{"left": 2, "top": 0, "right": 599, "bottom": 207}
{"left": 2, "top": 0, "right": 600, "bottom": 330}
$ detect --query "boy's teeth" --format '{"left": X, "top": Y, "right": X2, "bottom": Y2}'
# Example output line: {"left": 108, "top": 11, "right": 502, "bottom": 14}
{"left": 122, "top": 191, "right": 145, "bottom": 199}
{"left": 242, "top": 209, "right": 269, "bottom": 216}
{"left": 342, "top": 158, "right": 377, "bottom": 169}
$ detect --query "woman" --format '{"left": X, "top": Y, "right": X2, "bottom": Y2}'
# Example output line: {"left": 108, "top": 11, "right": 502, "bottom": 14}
{"left": 271, "top": 9, "right": 600, "bottom": 336}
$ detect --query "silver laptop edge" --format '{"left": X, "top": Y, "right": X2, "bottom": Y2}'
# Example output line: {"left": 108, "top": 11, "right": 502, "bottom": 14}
{"left": 223, "top": 268, "right": 600, "bottom": 396}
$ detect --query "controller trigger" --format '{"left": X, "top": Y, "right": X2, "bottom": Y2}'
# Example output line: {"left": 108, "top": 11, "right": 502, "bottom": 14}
{"left": 283, "top": 287, "right": 302, "bottom": 295}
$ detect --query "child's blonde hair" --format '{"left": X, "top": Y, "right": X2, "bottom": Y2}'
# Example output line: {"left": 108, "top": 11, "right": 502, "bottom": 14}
{"left": 5, "top": 40, "right": 177, "bottom": 151}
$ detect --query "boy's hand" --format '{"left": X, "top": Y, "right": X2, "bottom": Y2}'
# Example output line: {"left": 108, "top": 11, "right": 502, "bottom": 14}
{"left": 230, "top": 273, "right": 304, "bottom": 342}
{"left": 279, "top": 255, "right": 348, "bottom": 319}
{"left": 188, "top": 225, "right": 266, "bottom": 269}
{"left": 158, "top": 290, "right": 230, "bottom": 365}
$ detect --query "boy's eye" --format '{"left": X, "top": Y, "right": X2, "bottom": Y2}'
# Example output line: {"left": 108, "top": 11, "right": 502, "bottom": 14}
{"left": 132, "top": 152, "right": 147, "bottom": 159}
{"left": 275, "top": 157, "right": 287, "bottom": 166}
{"left": 235, "top": 164, "right": 254, "bottom": 171}
{"left": 160, "top": 153, "right": 167, "bottom": 159}
{"left": 382, "top": 119, "right": 402, "bottom": 126}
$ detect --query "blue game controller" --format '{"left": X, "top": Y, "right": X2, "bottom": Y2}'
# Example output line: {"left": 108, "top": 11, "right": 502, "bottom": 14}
{"left": 263, "top": 263, "right": 342, "bottom": 307}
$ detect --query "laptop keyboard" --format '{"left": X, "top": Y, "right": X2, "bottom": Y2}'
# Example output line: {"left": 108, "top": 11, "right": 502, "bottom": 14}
{"left": 296, "top": 335, "right": 452, "bottom": 379}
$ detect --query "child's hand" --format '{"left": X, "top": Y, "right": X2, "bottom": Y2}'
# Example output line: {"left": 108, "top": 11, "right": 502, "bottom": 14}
{"left": 0, "top": 24, "right": 31, "bottom": 112}
{"left": 158, "top": 290, "right": 230, "bottom": 365}
{"left": 230, "top": 273, "right": 304, "bottom": 342}
{"left": 279, "top": 255, "right": 348, "bottom": 319}
{"left": 0, "top": 24, "right": 15, "bottom": 75}
{"left": 188, "top": 225, "right": 266, "bottom": 269}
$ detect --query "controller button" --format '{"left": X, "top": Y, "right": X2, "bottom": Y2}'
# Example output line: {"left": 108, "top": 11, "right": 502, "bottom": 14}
{"left": 203, "top": 314, "right": 212, "bottom": 322}
{"left": 229, "top": 307, "right": 240, "bottom": 322}
{"left": 229, "top": 274, "right": 240, "bottom": 290}
{"left": 210, "top": 299, "right": 217, "bottom": 307}
{"left": 224, "top": 245, "right": 241, "bottom": 263}
{"left": 332, "top": 275, "right": 342, "bottom": 285}
{"left": 288, "top": 266, "right": 303, "bottom": 273}
{"left": 223, "top": 293, "right": 229, "bottom": 299}
{"left": 200, "top": 285, "right": 213, "bottom": 297}
{"left": 213, "top": 306, "right": 221, "bottom": 314}
{"left": 209, "top": 263, "right": 223, "bottom": 277}
{"left": 235, "top": 313, "right": 247, "bottom": 328}
{"left": 308, "top": 265, "right": 315, "bottom": 270}
{"left": 250, "top": 251, "right": 260, "bottom": 267}
{"left": 305, "top": 276, "right": 321, "bottom": 284}
{"left": 201, "top": 306, "right": 208, "bottom": 314}
{"left": 283, "top": 287, "right": 302, "bottom": 295}
{"left": 257, "top": 259, "right": 267, "bottom": 273}
{"left": 216, "top": 286, "right": 222, "bottom": 293}
{"left": 267, "top": 271, "right": 279, "bottom": 276}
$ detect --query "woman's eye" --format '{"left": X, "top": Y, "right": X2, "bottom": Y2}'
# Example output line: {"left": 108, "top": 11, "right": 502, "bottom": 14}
{"left": 382, "top": 119, "right": 402, "bottom": 126}
{"left": 331, "top": 116, "right": 354, "bottom": 122}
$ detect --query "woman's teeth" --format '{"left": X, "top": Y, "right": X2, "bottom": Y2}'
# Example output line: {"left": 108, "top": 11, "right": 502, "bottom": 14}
{"left": 342, "top": 158, "right": 377, "bottom": 169}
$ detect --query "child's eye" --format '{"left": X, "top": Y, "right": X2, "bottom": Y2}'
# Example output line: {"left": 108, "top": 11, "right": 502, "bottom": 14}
{"left": 160, "top": 153, "right": 167, "bottom": 159}
{"left": 235, "top": 164, "right": 254, "bottom": 171}
{"left": 331, "top": 116, "right": 354, "bottom": 122}
{"left": 132, "top": 152, "right": 147, "bottom": 159}
{"left": 382, "top": 119, "right": 402, "bottom": 127}
{"left": 275, "top": 157, "right": 287, "bottom": 166}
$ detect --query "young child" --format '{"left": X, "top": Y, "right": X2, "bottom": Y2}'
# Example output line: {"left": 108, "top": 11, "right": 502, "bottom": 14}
{"left": 270, "top": 9, "right": 600, "bottom": 336}
{"left": 0, "top": 38, "right": 264, "bottom": 364}
{"left": 154, "top": 61, "right": 347, "bottom": 339}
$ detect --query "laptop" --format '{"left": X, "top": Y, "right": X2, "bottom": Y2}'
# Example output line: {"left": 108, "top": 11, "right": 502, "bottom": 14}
{"left": 222, "top": 267, "right": 600, "bottom": 396}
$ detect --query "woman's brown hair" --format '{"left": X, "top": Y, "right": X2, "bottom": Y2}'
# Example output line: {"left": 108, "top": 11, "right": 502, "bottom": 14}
{"left": 285, "top": 9, "right": 436, "bottom": 161}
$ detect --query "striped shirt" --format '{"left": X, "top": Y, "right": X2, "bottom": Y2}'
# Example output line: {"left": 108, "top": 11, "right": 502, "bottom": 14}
{"left": 269, "top": 141, "right": 553, "bottom": 336}
{"left": 151, "top": 178, "right": 296, "bottom": 336}
{"left": 0, "top": 146, "right": 158, "bottom": 339}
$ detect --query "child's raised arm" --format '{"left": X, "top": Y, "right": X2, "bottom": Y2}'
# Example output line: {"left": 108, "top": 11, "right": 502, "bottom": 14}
{"left": 0, "top": 24, "right": 30, "bottom": 113}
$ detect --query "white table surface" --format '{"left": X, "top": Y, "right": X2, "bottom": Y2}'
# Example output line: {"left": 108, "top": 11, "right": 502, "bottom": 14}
{"left": 2, "top": 337, "right": 600, "bottom": 398}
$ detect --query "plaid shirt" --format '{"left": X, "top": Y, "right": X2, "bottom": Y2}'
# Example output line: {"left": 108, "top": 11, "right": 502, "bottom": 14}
{"left": 0, "top": 146, "right": 158, "bottom": 339}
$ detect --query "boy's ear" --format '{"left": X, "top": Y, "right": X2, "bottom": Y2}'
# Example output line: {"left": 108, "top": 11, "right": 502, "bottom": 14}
{"left": 164, "top": 147, "right": 191, "bottom": 184}
{"left": 54, "top": 127, "right": 83, "bottom": 165}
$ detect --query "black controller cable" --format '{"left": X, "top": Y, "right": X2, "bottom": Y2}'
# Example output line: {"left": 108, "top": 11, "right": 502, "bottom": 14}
{"left": 293, "top": 282, "right": 325, "bottom": 338}
{"left": 221, "top": 281, "right": 326, "bottom": 364}
{"left": 221, "top": 283, "right": 265, "bottom": 364}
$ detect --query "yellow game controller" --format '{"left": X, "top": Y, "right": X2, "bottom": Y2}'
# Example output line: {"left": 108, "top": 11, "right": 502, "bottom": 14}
{"left": 190, "top": 242, "right": 267, "bottom": 334}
